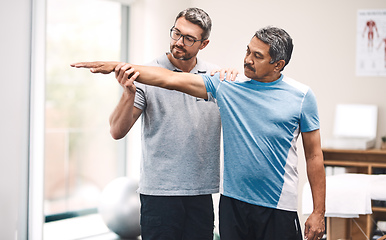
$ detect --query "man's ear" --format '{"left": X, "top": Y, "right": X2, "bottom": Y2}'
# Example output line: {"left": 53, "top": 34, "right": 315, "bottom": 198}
{"left": 274, "top": 60, "right": 286, "bottom": 72}
{"left": 199, "top": 39, "right": 210, "bottom": 50}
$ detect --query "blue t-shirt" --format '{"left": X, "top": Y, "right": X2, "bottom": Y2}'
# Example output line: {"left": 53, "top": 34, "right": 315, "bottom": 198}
{"left": 202, "top": 73, "right": 320, "bottom": 211}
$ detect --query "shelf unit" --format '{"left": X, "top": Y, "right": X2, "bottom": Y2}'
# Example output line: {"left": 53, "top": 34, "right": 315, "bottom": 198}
{"left": 323, "top": 148, "right": 386, "bottom": 240}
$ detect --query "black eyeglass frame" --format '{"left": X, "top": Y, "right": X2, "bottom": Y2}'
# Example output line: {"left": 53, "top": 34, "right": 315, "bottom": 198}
{"left": 169, "top": 27, "right": 206, "bottom": 47}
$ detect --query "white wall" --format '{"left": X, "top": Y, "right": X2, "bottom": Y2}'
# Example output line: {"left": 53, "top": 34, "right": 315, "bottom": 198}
{"left": 128, "top": 0, "right": 190, "bottom": 64}
{"left": 0, "top": 0, "right": 31, "bottom": 239}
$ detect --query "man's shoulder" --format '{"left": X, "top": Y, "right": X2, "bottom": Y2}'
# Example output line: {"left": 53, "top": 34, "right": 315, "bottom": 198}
{"left": 201, "top": 73, "right": 222, "bottom": 89}
{"left": 282, "top": 75, "right": 310, "bottom": 94}
{"left": 145, "top": 54, "right": 170, "bottom": 68}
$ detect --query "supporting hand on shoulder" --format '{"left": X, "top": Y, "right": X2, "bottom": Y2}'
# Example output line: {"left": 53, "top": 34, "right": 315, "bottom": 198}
{"left": 210, "top": 68, "right": 239, "bottom": 81}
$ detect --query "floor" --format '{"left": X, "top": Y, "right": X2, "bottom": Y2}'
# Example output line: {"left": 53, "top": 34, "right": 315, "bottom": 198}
{"left": 44, "top": 214, "right": 141, "bottom": 240}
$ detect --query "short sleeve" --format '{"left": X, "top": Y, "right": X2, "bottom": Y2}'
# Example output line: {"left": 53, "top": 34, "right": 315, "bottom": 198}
{"left": 201, "top": 73, "right": 221, "bottom": 99}
{"left": 134, "top": 82, "right": 146, "bottom": 110}
{"left": 300, "top": 89, "right": 320, "bottom": 132}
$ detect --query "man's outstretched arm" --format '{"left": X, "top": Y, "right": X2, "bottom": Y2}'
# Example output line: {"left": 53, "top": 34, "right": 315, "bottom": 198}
{"left": 116, "top": 63, "right": 208, "bottom": 99}
{"left": 71, "top": 61, "right": 208, "bottom": 99}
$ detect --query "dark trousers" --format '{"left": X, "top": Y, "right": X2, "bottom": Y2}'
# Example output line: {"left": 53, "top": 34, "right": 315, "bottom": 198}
{"left": 219, "top": 195, "right": 303, "bottom": 240}
{"left": 140, "top": 194, "right": 214, "bottom": 240}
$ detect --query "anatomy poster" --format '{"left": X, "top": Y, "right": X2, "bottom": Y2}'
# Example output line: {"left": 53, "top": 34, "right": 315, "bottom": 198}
{"left": 356, "top": 9, "right": 386, "bottom": 76}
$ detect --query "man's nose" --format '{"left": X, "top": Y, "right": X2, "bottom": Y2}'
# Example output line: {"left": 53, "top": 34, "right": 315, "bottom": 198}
{"left": 176, "top": 36, "right": 185, "bottom": 46}
{"left": 244, "top": 55, "right": 253, "bottom": 64}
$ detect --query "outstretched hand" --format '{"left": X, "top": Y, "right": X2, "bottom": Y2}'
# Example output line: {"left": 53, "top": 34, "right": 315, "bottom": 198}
{"left": 210, "top": 68, "right": 239, "bottom": 81}
{"left": 70, "top": 61, "right": 120, "bottom": 74}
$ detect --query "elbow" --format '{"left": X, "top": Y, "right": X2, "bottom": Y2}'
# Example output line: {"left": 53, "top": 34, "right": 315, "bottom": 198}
{"left": 110, "top": 127, "right": 126, "bottom": 140}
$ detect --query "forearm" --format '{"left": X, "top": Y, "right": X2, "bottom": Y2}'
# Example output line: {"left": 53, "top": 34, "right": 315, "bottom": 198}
{"left": 109, "top": 92, "right": 136, "bottom": 140}
{"left": 131, "top": 65, "right": 176, "bottom": 89}
{"left": 306, "top": 153, "right": 326, "bottom": 215}
{"left": 302, "top": 130, "right": 326, "bottom": 215}
{"left": 129, "top": 65, "right": 208, "bottom": 99}
{"left": 71, "top": 61, "right": 208, "bottom": 99}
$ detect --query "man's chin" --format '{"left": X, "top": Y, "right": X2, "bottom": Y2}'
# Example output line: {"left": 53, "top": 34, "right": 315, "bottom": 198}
{"left": 171, "top": 51, "right": 185, "bottom": 60}
{"left": 244, "top": 68, "right": 254, "bottom": 79}
{"left": 171, "top": 52, "right": 193, "bottom": 61}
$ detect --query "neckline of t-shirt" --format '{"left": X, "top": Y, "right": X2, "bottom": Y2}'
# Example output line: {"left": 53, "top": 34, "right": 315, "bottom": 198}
{"left": 247, "top": 74, "right": 284, "bottom": 86}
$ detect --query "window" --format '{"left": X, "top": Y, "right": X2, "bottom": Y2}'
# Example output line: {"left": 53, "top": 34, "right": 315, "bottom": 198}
{"left": 44, "top": 0, "right": 124, "bottom": 226}
{"left": 29, "top": 0, "right": 139, "bottom": 238}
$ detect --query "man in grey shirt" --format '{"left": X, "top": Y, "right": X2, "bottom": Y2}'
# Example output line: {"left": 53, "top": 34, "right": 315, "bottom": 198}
{"left": 134, "top": 53, "right": 221, "bottom": 198}
{"left": 75, "top": 8, "right": 221, "bottom": 240}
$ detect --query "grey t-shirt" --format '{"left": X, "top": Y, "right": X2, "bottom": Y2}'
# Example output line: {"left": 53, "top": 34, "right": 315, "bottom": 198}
{"left": 134, "top": 53, "right": 221, "bottom": 195}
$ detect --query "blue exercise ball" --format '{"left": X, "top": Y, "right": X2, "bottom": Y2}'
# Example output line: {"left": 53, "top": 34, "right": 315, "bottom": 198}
{"left": 98, "top": 177, "right": 141, "bottom": 239}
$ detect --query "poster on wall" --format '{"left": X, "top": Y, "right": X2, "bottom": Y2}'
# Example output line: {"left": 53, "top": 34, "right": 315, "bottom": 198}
{"left": 356, "top": 9, "right": 386, "bottom": 76}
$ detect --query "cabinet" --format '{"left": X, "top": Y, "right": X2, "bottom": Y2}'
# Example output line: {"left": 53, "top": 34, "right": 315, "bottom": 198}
{"left": 323, "top": 148, "right": 386, "bottom": 240}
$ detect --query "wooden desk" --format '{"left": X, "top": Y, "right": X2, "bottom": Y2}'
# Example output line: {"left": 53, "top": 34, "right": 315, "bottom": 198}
{"left": 322, "top": 148, "right": 386, "bottom": 240}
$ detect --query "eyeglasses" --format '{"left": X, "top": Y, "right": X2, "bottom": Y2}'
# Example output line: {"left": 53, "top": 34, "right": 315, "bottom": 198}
{"left": 170, "top": 27, "right": 205, "bottom": 47}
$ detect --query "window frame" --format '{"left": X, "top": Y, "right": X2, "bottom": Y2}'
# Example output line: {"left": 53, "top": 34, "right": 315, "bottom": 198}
{"left": 29, "top": 1, "right": 131, "bottom": 238}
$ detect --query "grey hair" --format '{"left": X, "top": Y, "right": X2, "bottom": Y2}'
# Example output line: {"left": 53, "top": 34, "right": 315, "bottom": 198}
{"left": 254, "top": 26, "right": 294, "bottom": 71}
{"left": 175, "top": 8, "right": 212, "bottom": 40}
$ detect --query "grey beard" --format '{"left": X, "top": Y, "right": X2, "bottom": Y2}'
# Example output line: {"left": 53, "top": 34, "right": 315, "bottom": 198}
{"left": 170, "top": 52, "right": 193, "bottom": 61}
{"left": 170, "top": 46, "right": 194, "bottom": 61}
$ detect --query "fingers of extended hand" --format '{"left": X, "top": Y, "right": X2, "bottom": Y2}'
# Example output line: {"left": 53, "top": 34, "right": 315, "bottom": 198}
{"left": 70, "top": 62, "right": 85, "bottom": 67}
{"left": 71, "top": 62, "right": 93, "bottom": 69}
{"left": 71, "top": 61, "right": 105, "bottom": 73}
